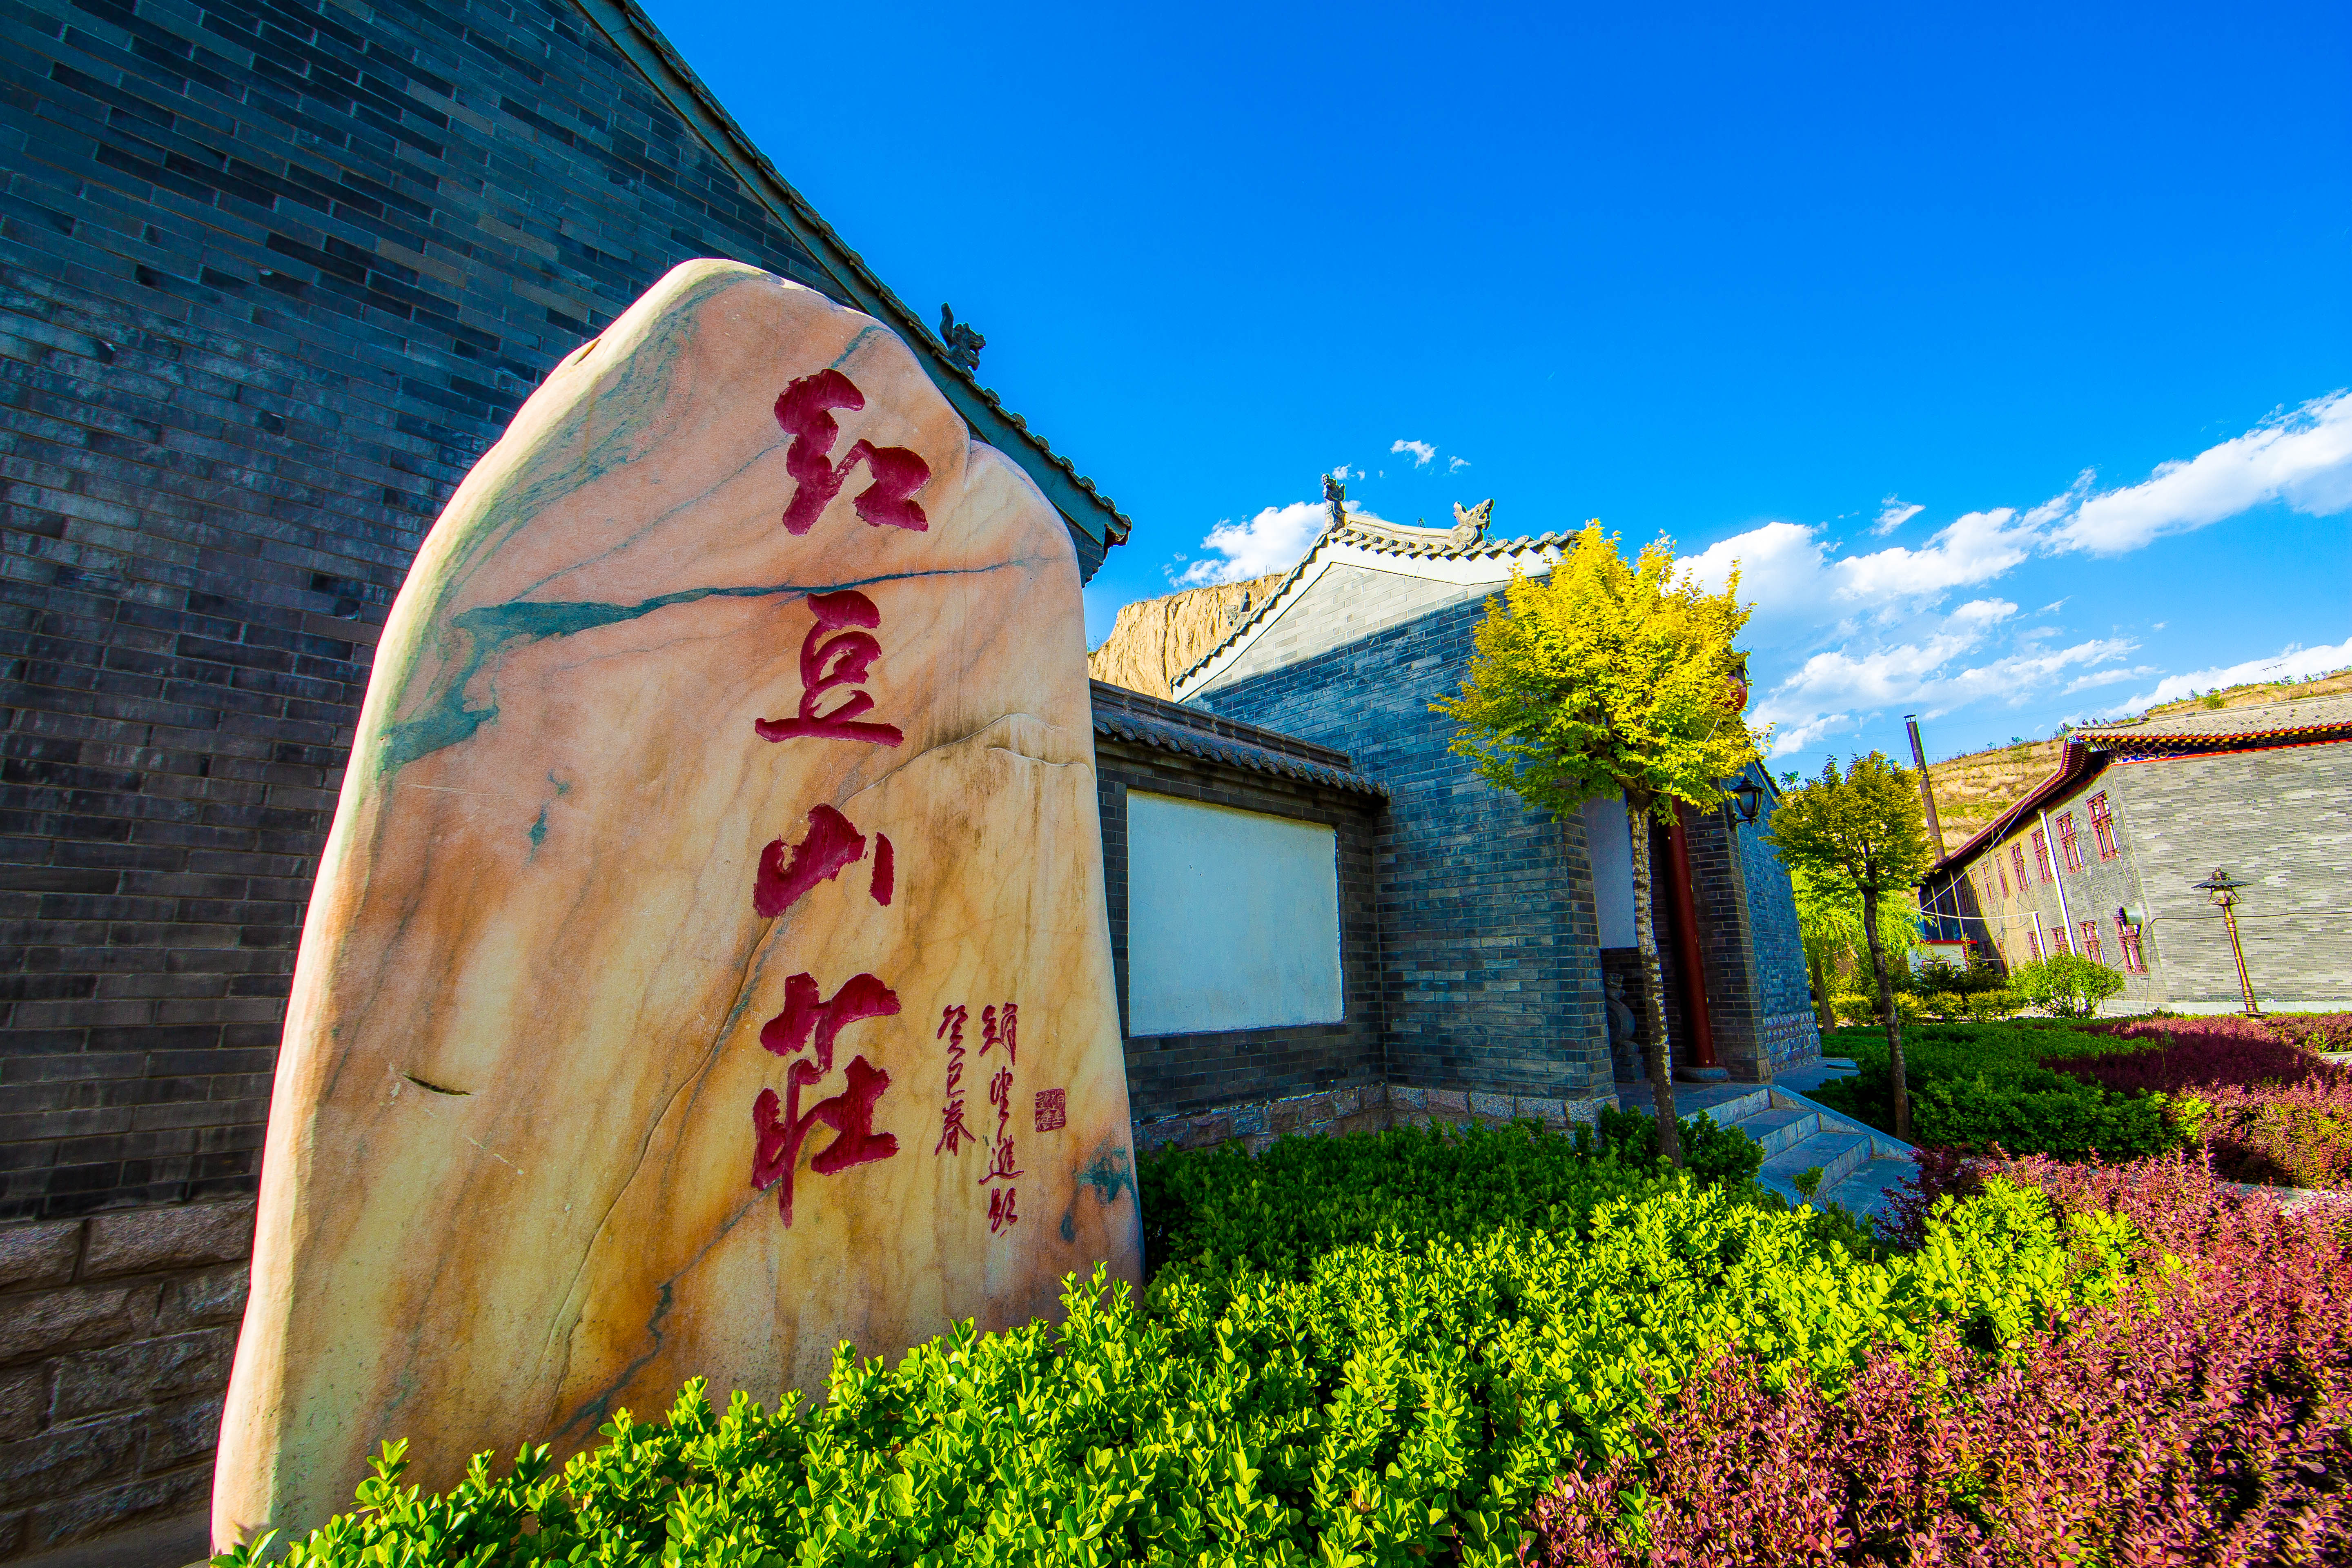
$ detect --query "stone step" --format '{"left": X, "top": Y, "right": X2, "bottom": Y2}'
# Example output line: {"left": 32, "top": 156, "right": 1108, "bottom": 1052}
{"left": 1820, "top": 1156, "right": 1919, "bottom": 1224}
{"left": 1757, "top": 1130, "right": 1872, "bottom": 1202}
{"left": 1730, "top": 1106, "right": 1823, "bottom": 1158}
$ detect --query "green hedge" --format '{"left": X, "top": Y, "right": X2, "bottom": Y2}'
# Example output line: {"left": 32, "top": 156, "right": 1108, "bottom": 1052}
{"left": 1811, "top": 1022, "right": 2179, "bottom": 1159}
{"left": 227, "top": 1123, "right": 2153, "bottom": 1568}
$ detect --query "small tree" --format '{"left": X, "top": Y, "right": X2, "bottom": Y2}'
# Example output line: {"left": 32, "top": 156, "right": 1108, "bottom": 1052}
{"left": 2012, "top": 953, "right": 2126, "bottom": 1018}
{"left": 1764, "top": 753, "right": 1935, "bottom": 1140}
{"left": 1790, "top": 863, "right": 1920, "bottom": 1033}
{"left": 1437, "top": 523, "right": 1759, "bottom": 1165}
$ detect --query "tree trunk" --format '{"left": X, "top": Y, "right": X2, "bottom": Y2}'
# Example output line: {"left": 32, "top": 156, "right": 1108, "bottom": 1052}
{"left": 1808, "top": 945, "right": 1835, "bottom": 1035}
{"left": 1860, "top": 885, "right": 1911, "bottom": 1142}
{"left": 1625, "top": 789, "right": 1684, "bottom": 1166}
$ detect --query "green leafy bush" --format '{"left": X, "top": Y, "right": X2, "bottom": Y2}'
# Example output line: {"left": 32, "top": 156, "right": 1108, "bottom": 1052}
{"left": 1832, "top": 991, "right": 1921, "bottom": 1026}
{"left": 223, "top": 1126, "right": 2158, "bottom": 1568}
{"left": 2010, "top": 953, "right": 2127, "bottom": 1018}
{"left": 1812, "top": 1022, "right": 2178, "bottom": 1159}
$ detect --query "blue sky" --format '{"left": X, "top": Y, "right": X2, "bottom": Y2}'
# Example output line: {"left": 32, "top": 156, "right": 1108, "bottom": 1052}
{"left": 643, "top": 0, "right": 2352, "bottom": 770}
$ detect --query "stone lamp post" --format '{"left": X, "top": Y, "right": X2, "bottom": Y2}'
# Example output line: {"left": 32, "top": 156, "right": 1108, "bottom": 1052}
{"left": 2192, "top": 868, "right": 2261, "bottom": 1016}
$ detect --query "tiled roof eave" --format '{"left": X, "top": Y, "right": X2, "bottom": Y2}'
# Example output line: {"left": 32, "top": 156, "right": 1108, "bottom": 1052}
{"left": 1091, "top": 716, "right": 1389, "bottom": 797}
{"left": 2079, "top": 723, "right": 2352, "bottom": 751}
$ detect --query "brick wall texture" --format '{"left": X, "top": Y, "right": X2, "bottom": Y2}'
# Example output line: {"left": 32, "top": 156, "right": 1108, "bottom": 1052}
{"left": 0, "top": 0, "right": 875, "bottom": 1226}
{"left": 1193, "top": 594, "right": 1615, "bottom": 1105}
{"left": 0, "top": 1196, "right": 252, "bottom": 1557}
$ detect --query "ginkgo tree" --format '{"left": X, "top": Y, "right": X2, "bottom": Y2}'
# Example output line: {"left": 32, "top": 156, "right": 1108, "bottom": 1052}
{"left": 1765, "top": 752, "right": 1936, "bottom": 1141}
{"left": 1437, "top": 523, "right": 1761, "bottom": 1165}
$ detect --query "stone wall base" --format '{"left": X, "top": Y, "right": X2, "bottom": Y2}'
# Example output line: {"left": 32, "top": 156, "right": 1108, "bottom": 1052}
{"left": 1132, "top": 1081, "right": 1615, "bottom": 1158}
{"left": 1759, "top": 1008, "right": 1823, "bottom": 1071}
{"left": 0, "top": 1199, "right": 255, "bottom": 1562}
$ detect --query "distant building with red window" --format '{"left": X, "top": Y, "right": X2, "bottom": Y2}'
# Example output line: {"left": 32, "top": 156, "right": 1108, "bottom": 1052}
{"left": 1918, "top": 695, "right": 2352, "bottom": 1013}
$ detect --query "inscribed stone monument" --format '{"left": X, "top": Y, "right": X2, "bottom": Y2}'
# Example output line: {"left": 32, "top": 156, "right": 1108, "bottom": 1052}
{"left": 212, "top": 260, "right": 1141, "bottom": 1546}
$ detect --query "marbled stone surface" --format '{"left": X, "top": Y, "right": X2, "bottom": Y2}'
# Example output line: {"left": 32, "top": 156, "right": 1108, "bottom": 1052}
{"left": 212, "top": 261, "right": 1139, "bottom": 1547}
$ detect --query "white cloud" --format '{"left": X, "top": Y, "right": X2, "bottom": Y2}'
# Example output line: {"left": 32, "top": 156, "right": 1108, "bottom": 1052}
{"left": 1330, "top": 463, "right": 1362, "bottom": 481}
{"left": 1170, "top": 497, "right": 1395, "bottom": 587}
{"left": 1947, "top": 598, "right": 2017, "bottom": 629}
{"left": 1873, "top": 495, "right": 1924, "bottom": 535}
{"left": 1675, "top": 390, "right": 2348, "bottom": 765}
{"left": 1679, "top": 511, "right": 2034, "bottom": 620}
{"left": 2048, "top": 389, "right": 2352, "bottom": 555}
{"left": 1677, "top": 521, "right": 1830, "bottom": 612}
{"left": 2115, "top": 635, "right": 2352, "bottom": 711}
{"left": 1830, "top": 507, "right": 2038, "bottom": 605}
{"left": 2061, "top": 665, "right": 2156, "bottom": 695}
{"left": 1391, "top": 439, "right": 1436, "bottom": 468}
{"left": 1755, "top": 630, "right": 2137, "bottom": 757}
{"left": 1448, "top": 456, "right": 1470, "bottom": 473}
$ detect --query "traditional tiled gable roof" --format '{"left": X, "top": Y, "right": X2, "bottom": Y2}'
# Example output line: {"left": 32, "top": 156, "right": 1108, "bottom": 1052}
{"left": 2074, "top": 693, "right": 2352, "bottom": 751}
{"left": 1171, "top": 513, "right": 1562, "bottom": 697}
{"left": 1089, "top": 682, "right": 1388, "bottom": 796}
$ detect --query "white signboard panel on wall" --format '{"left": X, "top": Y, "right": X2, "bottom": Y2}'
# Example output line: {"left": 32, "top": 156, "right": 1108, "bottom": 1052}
{"left": 1127, "top": 793, "right": 1343, "bottom": 1035}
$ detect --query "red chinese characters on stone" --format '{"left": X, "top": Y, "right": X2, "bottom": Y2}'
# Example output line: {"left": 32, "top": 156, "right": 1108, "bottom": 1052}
{"left": 980, "top": 1003, "right": 1017, "bottom": 1066}
{"left": 753, "top": 804, "right": 893, "bottom": 917}
{"left": 755, "top": 590, "right": 904, "bottom": 748}
{"left": 1033, "top": 1088, "right": 1066, "bottom": 1133}
{"left": 773, "top": 370, "right": 931, "bottom": 536}
{"left": 944, "top": 1000, "right": 1022, "bottom": 1233}
{"left": 935, "top": 1004, "right": 975, "bottom": 1156}
{"left": 750, "top": 972, "right": 901, "bottom": 1227}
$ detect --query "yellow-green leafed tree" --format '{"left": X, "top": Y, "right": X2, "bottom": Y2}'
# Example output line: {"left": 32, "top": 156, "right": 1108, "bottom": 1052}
{"left": 1765, "top": 753, "right": 1936, "bottom": 1141}
{"left": 1436, "top": 523, "right": 1761, "bottom": 1166}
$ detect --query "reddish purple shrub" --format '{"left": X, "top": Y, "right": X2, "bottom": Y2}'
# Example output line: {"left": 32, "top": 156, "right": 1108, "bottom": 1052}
{"left": 1521, "top": 1163, "right": 2352, "bottom": 1565}
{"left": 2270, "top": 1012, "right": 2352, "bottom": 1052}
{"left": 1873, "top": 1145, "right": 1986, "bottom": 1252}
{"left": 2060, "top": 1015, "right": 2346, "bottom": 1094}
{"left": 2194, "top": 1079, "right": 2352, "bottom": 1190}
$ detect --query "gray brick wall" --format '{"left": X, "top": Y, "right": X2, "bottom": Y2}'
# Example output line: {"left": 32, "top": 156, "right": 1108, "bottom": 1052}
{"left": 0, "top": 0, "right": 871, "bottom": 1224}
{"left": 1093, "top": 739, "right": 1386, "bottom": 1124}
{"left": 2113, "top": 744, "right": 2352, "bottom": 1008}
{"left": 0, "top": 1197, "right": 252, "bottom": 1557}
{"left": 1192, "top": 595, "right": 1612, "bottom": 1104}
{"left": 1734, "top": 779, "right": 1819, "bottom": 1067}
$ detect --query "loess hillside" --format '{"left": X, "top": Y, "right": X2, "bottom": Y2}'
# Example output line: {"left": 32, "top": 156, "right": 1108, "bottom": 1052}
{"left": 1086, "top": 575, "right": 1284, "bottom": 700}
{"left": 1923, "top": 666, "right": 2352, "bottom": 852}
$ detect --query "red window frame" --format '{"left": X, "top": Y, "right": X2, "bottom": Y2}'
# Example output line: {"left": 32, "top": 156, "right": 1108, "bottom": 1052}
{"left": 2031, "top": 829, "right": 2054, "bottom": 883}
{"left": 2078, "top": 920, "right": 2103, "bottom": 963}
{"left": 2056, "top": 813, "right": 2085, "bottom": 873}
{"left": 2116, "top": 918, "right": 2147, "bottom": 975}
{"left": 2011, "top": 844, "right": 2029, "bottom": 893}
{"left": 2025, "top": 927, "right": 2040, "bottom": 961}
{"left": 2087, "top": 792, "right": 2120, "bottom": 861}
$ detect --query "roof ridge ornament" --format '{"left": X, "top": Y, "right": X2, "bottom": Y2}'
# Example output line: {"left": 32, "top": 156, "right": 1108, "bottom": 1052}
{"left": 938, "top": 303, "right": 984, "bottom": 372}
{"left": 1323, "top": 470, "right": 1348, "bottom": 533}
{"left": 1451, "top": 498, "right": 1494, "bottom": 549}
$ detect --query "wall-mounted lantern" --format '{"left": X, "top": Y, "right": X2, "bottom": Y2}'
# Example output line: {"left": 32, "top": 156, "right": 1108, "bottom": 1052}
{"left": 1728, "top": 776, "right": 1766, "bottom": 827}
{"left": 2191, "top": 869, "right": 2261, "bottom": 1016}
